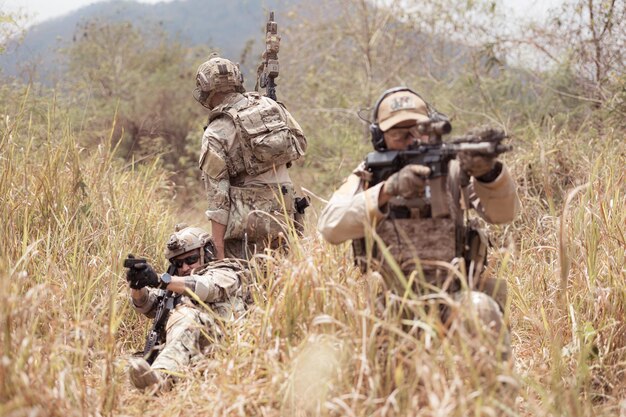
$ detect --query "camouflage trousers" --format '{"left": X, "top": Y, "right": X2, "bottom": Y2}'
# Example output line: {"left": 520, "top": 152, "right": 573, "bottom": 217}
{"left": 224, "top": 236, "right": 291, "bottom": 260}
{"left": 224, "top": 238, "right": 256, "bottom": 260}
{"left": 223, "top": 184, "right": 296, "bottom": 260}
{"left": 151, "top": 304, "right": 217, "bottom": 374}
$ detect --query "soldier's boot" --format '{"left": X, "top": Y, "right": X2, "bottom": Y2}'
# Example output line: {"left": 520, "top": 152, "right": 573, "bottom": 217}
{"left": 128, "top": 357, "right": 167, "bottom": 392}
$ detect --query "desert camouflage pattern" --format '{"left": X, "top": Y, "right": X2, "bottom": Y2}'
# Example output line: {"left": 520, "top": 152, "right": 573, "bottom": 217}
{"left": 151, "top": 304, "right": 217, "bottom": 373}
{"left": 199, "top": 91, "right": 306, "bottom": 256}
{"left": 205, "top": 91, "right": 307, "bottom": 178}
{"left": 225, "top": 184, "right": 295, "bottom": 241}
{"left": 200, "top": 110, "right": 246, "bottom": 182}
{"left": 191, "top": 258, "right": 249, "bottom": 314}
{"left": 131, "top": 260, "right": 247, "bottom": 375}
{"left": 193, "top": 56, "right": 245, "bottom": 108}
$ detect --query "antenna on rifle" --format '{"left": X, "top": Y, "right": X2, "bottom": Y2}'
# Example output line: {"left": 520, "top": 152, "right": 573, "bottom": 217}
{"left": 256, "top": 11, "right": 280, "bottom": 101}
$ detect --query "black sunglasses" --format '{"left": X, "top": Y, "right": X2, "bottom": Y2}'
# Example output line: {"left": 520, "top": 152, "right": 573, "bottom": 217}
{"left": 171, "top": 254, "right": 200, "bottom": 269}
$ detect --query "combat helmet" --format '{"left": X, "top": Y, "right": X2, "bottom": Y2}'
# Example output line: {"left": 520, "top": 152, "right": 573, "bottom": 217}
{"left": 193, "top": 55, "right": 245, "bottom": 109}
{"left": 164, "top": 224, "right": 216, "bottom": 265}
{"left": 450, "top": 291, "right": 511, "bottom": 361}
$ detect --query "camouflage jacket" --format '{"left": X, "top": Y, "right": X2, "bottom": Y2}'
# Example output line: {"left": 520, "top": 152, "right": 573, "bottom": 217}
{"left": 199, "top": 92, "right": 306, "bottom": 227}
{"left": 318, "top": 159, "right": 519, "bottom": 244}
{"left": 131, "top": 259, "right": 248, "bottom": 320}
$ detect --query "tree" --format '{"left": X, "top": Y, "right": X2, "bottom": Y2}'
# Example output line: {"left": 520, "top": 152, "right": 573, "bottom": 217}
{"left": 62, "top": 19, "right": 210, "bottom": 193}
{"left": 0, "top": 10, "right": 26, "bottom": 57}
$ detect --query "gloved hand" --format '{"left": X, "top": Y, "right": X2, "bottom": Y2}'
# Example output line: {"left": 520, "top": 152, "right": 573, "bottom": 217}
{"left": 458, "top": 152, "right": 496, "bottom": 178}
{"left": 126, "top": 262, "right": 160, "bottom": 290}
{"left": 384, "top": 164, "right": 431, "bottom": 199}
{"left": 458, "top": 125, "right": 504, "bottom": 178}
{"left": 465, "top": 125, "right": 506, "bottom": 143}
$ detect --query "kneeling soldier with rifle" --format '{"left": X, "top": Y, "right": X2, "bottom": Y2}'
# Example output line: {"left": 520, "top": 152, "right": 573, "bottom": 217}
{"left": 125, "top": 225, "right": 248, "bottom": 392}
{"left": 318, "top": 87, "right": 520, "bottom": 360}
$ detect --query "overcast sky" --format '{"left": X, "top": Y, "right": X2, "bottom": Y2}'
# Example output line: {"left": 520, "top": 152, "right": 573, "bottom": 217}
{"left": 3, "top": 0, "right": 565, "bottom": 26}
{"left": 2, "top": 0, "right": 170, "bottom": 24}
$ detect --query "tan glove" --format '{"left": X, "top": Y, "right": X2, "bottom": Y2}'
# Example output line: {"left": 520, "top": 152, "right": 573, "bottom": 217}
{"left": 458, "top": 125, "right": 503, "bottom": 178}
{"left": 458, "top": 152, "right": 496, "bottom": 178}
{"left": 384, "top": 165, "right": 431, "bottom": 199}
{"left": 465, "top": 125, "right": 506, "bottom": 143}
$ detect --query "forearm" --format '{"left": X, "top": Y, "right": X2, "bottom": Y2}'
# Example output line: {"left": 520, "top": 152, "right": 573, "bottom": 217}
{"left": 470, "top": 163, "right": 520, "bottom": 224}
{"left": 200, "top": 132, "right": 231, "bottom": 233}
{"left": 130, "top": 287, "right": 158, "bottom": 316}
{"left": 211, "top": 220, "right": 227, "bottom": 259}
{"left": 318, "top": 179, "right": 386, "bottom": 244}
{"left": 203, "top": 176, "right": 230, "bottom": 221}
{"left": 161, "top": 276, "right": 185, "bottom": 294}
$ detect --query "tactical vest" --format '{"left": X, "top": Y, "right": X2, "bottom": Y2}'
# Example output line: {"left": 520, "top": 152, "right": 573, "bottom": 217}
{"left": 208, "top": 92, "right": 307, "bottom": 178}
{"left": 352, "top": 160, "right": 491, "bottom": 294}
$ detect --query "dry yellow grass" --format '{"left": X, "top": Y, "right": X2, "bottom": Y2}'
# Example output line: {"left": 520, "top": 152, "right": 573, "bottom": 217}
{"left": 1, "top": 95, "right": 624, "bottom": 417}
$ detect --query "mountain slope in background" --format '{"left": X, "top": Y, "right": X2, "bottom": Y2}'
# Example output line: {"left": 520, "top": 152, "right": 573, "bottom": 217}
{"left": 1, "top": 0, "right": 284, "bottom": 83}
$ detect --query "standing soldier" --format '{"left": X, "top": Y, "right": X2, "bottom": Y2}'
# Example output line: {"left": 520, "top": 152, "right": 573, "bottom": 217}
{"left": 193, "top": 55, "right": 307, "bottom": 259}
{"left": 318, "top": 87, "right": 520, "bottom": 358}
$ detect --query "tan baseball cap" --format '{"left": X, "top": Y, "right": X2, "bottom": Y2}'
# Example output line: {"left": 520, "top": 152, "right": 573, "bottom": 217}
{"left": 377, "top": 90, "right": 430, "bottom": 131}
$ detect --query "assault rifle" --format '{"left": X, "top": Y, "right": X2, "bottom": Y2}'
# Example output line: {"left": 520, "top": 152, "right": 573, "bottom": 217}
{"left": 124, "top": 254, "right": 178, "bottom": 364}
{"left": 257, "top": 11, "right": 280, "bottom": 101}
{"left": 364, "top": 130, "right": 512, "bottom": 187}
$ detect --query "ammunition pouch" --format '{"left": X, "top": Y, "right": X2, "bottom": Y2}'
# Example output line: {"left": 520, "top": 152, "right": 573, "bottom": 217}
{"left": 463, "top": 221, "right": 508, "bottom": 309}
{"left": 353, "top": 217, "right": 458, "bottom": 293}
{"left": 377, "top": 217, "right": 457, "bottom": 272}
{"left": 463, "top": 220, "right": 489, "bottom": 286}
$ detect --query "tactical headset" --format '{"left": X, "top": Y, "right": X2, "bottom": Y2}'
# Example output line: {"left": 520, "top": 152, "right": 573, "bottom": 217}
{"left": 369, "top": 87, "right": 434, "bottom": 150}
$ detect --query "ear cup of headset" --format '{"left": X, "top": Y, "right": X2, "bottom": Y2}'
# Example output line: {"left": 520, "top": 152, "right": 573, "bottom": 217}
{"left": 370, "top": 123, "right": 384, "bottom": 150}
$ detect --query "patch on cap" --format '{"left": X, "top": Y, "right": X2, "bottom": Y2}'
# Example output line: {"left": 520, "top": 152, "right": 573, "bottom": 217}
{"left": 389, "top": 95, "right": 417, "bottom": 112}
{"left": 377, "top": 90, "right": 430, "bottom": 132}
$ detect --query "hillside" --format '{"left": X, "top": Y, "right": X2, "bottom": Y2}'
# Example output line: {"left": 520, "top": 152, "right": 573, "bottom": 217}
{"left": 0, "top": 0, "right": 284, "bottom": 83}
{"left": 1, "top": 0, "right": 625, "bottom": 415}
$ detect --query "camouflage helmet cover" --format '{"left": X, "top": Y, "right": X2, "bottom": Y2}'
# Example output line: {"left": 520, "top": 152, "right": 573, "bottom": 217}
{"left": 193, "top": 56, "right": 244, "bottom": 107}
{"left": 451, "top": 291, "right": 510, "bottom": 360}
{"left": 164, "top": 225, "right": 214, "bottom": 261}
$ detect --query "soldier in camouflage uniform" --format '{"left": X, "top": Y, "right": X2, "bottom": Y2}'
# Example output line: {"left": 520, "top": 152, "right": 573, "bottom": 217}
{"left": 126, "top": 225, "right": 247, "bottom": 391}
{"left": 318, "top": 88, "right": 520, "bottom": 359}
{"left": 193, "top": 55, "right": 308, "bottom": 260}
